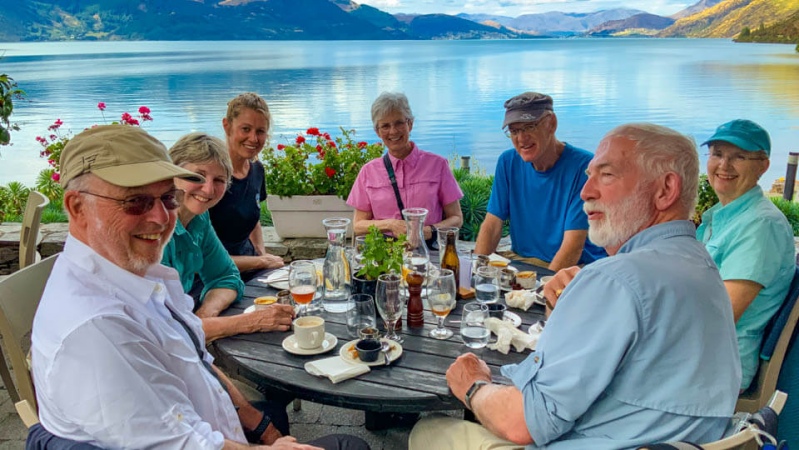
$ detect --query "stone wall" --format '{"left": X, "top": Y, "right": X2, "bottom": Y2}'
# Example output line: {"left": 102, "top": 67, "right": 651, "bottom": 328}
{"left": 0, "top": 223, "right": 330, "bottom": 275}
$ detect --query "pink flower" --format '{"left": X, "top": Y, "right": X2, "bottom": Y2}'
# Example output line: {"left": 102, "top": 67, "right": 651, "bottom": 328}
{"left": 138, "top": 106, "right": 151, "bottom": 115}
{"left": 296, "top": 136, "right": 306, "bottom": 144}
{"left": 97, "top": 102, "right": 106, "bottom": 111}
{"left": 325, "top": 167, "right": 336, "bottom": 178}
{"left": 49, "top": 134, "right": 57, "bottom": 140}
{"left": 120, "top": 112, "right": 140, "bottom": 126}
{"left": 306, "top": 127, "right": 320, "bottom": 136}
{"left": 141, "top": 113, "right": 153, "bottom": 122}
{"left": 277, "top": 144, "right": 286, "bottom": 150}
{"left": 51, "top": 172, "right": 60, "bottom": 182}
{"left": 48, "top": 119, "right": 63, "bottom": 131}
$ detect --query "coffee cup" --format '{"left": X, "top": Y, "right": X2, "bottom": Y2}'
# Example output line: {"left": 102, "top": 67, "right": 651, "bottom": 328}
{"left": 516, "top": 271, "right": 537, "bottom": 289}
{"left": 293, "top": 316, "right": 325, "bottom": 349}
{"left": 253, "top": 296, "right": 278, "bottom": 310}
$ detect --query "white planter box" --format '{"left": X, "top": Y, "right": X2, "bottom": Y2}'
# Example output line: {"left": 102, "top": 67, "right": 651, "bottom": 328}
{"left": 267, "top": 195, "right": 353, "bottom": 238}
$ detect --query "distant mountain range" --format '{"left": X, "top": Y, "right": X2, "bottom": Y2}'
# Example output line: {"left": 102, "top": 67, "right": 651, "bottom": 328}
{"left": 0, "top": 0, "right": 796, "bottom": 42}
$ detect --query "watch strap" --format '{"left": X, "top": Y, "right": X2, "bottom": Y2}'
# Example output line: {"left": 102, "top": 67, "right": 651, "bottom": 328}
{"left": 244, "top": 411, "right": 272, "bottom": 444}
{"left": 464, "top": 380, "right": 489, "bottom": 411}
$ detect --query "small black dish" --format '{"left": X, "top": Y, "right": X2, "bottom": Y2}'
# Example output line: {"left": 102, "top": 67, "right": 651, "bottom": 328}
{"left": 486, "top": 303, "right": 507, "bottom": 320}
{"left": 355, "top": 339, "right": 382, "bottom": 362}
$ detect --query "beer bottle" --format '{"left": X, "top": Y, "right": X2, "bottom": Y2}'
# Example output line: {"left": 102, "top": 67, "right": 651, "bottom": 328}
{"left": 441, "top": 230, "right": 460, "bottom": 291}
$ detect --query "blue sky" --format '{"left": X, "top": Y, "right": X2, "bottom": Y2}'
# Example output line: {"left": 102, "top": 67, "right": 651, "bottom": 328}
{"left": 358, "top": 0, "right": 694, "bottom": 17}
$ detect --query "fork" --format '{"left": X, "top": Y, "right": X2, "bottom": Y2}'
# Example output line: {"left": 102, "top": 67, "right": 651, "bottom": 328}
{"left": 381, "top": 340, "right": 392, "bottom": 367}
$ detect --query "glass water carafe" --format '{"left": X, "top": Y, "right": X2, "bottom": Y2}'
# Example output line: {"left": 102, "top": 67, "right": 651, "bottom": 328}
{"left": 402, "top": 207, "right": 429, "bottom": 328}
{"left": 322, "top": 217, "right": 352, "bottom": 313}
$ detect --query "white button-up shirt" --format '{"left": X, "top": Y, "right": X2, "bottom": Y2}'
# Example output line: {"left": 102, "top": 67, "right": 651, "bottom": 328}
{"left": 32, "top": 235, "right": 246, "bottom": 449}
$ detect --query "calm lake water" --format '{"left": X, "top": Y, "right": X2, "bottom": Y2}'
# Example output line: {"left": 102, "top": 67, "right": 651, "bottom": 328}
{"left": 1, "top": 39, "right": 798, "bottom": 188}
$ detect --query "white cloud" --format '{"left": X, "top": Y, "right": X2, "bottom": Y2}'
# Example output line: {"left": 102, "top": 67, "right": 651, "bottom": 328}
{"left": 358, "top": 0, "right": 692, "bottom": 17}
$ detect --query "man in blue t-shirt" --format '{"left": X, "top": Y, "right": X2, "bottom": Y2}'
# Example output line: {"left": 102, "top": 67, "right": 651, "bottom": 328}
{"left": 475, "top": 92, "right": 606, "bottom": 270}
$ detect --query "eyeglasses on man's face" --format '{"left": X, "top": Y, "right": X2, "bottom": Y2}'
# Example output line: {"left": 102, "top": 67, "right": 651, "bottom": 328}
{"left": 378, "top": 119, "right": 410, "bottom": 133}
{"left": 79, "top": 189, "right": 184, "bottom": 215}
{"left": 504, "top": 116, "right": 549, "bottom": 139}
{"left": 706, "top": 149, "right": 767, "bottom": 165}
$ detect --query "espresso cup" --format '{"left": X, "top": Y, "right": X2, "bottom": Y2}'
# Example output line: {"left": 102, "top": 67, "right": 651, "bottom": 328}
{"left": 293, "top": 316, "right": 325, "bottom": 349}
{"left": 355, "top": 338, "right": 381, "bottom": 362}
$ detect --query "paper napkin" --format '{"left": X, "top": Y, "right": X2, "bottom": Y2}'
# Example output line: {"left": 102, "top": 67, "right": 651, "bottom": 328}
{"left": 305, "top": 357, "right": 370, "bottom": 384}
{"left": 504, "top": 289, "right": 539, "bottom": 311}
{"left": 485, "top": 317, "right": 538, "bottom": 354}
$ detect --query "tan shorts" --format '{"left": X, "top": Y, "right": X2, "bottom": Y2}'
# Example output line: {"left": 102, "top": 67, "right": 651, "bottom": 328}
{"left": 409, "top": 416, "right": 524, "bottom": 450}
{"left": 497, "top": 250, "right": 550, "bottom": 270}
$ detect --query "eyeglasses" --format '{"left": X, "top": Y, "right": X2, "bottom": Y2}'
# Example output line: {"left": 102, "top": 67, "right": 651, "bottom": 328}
{"left": 79, "top": 189, "right": 184, "bottom": 215}
{"left": 504, "top": 116, "right": 549, "bottom": 138}
{"left": 706, "top": 151, "right": 767, "bottom": 165}
{"left": 378, "top": 119, "right": 410, "bottom": 133}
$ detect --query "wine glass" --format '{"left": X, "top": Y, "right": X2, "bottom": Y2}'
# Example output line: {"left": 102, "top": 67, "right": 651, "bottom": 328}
{"left": 427, "top": 268, "right": 456, "bottom": 339}
{"left": 289, "top": 260, "right": 318, "bottom": 317}
{"left": 375, "top": 273, "right": 404, "bottom": 343}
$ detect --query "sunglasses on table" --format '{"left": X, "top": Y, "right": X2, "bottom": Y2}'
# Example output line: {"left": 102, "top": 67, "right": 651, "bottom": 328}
{"left": 79, "top": 189, "right": 184, "bottom": 215}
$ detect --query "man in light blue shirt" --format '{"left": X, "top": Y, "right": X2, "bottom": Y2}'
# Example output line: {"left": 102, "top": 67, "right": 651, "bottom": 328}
{"left": 697, "top": 119, "right": 794, "bottom": 390}
{"left": 409, "top": 124, "right": 741, "bottom": 449}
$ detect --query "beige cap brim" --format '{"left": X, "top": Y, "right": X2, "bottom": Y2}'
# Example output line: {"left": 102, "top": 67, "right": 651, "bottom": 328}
{"left": 91, "top": 160, "right": 205, "bottom": 187}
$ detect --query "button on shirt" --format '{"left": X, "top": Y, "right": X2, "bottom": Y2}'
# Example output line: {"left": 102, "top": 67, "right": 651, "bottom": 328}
{"left": 501, "top": 221, "right": 741, "bottom": 449}
{"left": 697, "top": 185, "right": 794, "bottom": 390}
{"left": 32, "top": 235, "right": 246, "bottom": 449}
{"left": 347, "top": 143, "right": 463, "bottom": 228}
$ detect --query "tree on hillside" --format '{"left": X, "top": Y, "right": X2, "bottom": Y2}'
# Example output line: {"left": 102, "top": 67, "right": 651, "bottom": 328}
{"left": 739, "top": 26, "right": 751, "bottom": 38}
{"left": 0, "top": 70, "right": 25, "bottom": 149}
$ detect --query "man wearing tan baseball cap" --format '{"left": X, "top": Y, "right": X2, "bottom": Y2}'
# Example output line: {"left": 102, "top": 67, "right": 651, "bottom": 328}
{"left": 31, "top": 124, "right": 368, "bottom": 449}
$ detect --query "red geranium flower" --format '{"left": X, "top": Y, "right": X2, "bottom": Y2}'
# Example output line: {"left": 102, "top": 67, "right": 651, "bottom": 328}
{"left": 323, "top": 133, "right": 331, "bottom": 140}
{"left": 327, "top": 141, "right": 336, "bottom": 148}
{"left": 357, "top": 141, "right": 367, "bottom": 148}
{"left": 325, "top": 167, "right": 336, "bottom": 178}
{"left": 296, "top": 135, "right": 306, "bottom": 144}
{"left": 97, "top": 102, "right": 106, "bottom": 111}
{"left": 138, "top": 106, "right": 151, "bottom": 115}
{"left": 277, "top": 144, "right": 285, "bottom": 150}
{"left": 306, "top": 127, "right": 320, "bottom": 136}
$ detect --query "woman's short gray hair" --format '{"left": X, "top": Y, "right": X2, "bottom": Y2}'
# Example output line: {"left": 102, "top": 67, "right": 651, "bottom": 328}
{"left": 604, "top": 123, "right": 699, "bottom": 217}
{"left": 371, "top": 92, "right": 414, "bottom": 132}
{"left": 168, "top": 132, "right": 233, "bottom": 185}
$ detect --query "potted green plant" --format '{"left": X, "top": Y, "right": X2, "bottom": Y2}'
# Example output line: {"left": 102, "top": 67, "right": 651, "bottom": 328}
{"left": 352, "top": 225, "right": 407, "bottom": 298}
{"left": 261, "top": 127, "right": 384, "bottom": 239}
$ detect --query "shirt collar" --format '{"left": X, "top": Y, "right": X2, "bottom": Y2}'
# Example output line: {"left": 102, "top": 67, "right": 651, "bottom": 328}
{"left": 63, "top": 234, "right": 180, "bottom": 306}
{"left": 387, "top": 142, "right": 420, "bottom": 168}
{"left": 617, "top": 220, "right": 697, "bottom": 255}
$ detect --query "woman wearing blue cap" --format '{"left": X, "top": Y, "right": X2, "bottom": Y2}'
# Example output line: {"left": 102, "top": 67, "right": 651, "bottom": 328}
{"left": 697, "top": 119, "right": 794, "bottom": 391}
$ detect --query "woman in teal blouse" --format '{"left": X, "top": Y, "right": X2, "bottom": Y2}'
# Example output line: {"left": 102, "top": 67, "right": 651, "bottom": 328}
{"left": 163, "top": 132, "right": 294, "bottom": 342}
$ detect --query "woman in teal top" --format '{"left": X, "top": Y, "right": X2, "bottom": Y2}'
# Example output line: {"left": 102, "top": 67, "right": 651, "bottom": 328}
{"left": 697, "top": 119, "right": 794, "bottom": 390}
{"left": 163, "top": 133, "right": 294, "bottom": 342}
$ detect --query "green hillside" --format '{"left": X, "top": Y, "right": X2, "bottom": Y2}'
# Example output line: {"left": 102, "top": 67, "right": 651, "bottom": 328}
{"left": 659, "top": 0, "right": 799, "bottom": 38}
{"left": 735, "top": 9, "right": 799, "bottom": 43}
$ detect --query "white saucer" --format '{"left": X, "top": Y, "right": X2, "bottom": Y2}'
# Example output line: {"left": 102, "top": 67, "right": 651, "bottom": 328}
{"left": 340, "top": 339, "right": 403, "bottom": 366}
{"left": 503, "top": 311, "right": 522, "bottom": 328}
{"left": 282, "top": 333, "right": 338, "bottom": 356}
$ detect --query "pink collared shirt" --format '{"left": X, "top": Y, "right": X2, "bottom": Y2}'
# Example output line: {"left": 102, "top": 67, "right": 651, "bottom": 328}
{"left": 347, "top": 142, "right": 463, "bottom": 227}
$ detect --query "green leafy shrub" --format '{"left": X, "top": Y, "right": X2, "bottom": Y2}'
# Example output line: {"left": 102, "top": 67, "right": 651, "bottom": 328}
{"left": 40, "top": 200, "right": 67, "bottom": 224}
{"left": 356, "top": 225, "right": 406, "bottom": 280}
{"left": 771, "top": 197, "right": 799, "bottom": 236}
{"left": 260, "top": 202, "right": 273, "bottom": 227}
{"left": 693, "top": 174, "right": 719, "bottom": 225}
{"left": 0, "top": 71, "right": 25, "bottom": 148}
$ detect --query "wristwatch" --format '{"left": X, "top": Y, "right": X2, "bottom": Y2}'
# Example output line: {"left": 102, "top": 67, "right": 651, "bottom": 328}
{"left": 464, "top": 380, "right": 489, "bottom": 411}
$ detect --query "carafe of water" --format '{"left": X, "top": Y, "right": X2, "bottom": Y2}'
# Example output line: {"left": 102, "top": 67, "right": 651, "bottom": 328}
{"left": 402, "top": 207, "right": 429, "bottom": 328}
{"left": 322, "top": 217, "right": 351, "bottom": 313}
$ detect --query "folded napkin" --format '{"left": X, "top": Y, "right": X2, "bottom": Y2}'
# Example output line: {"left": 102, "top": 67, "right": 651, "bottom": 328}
{"left": 488, "top": 253, "right": 511, "bottom": 264}
{"left": 485, "top": 317, "right": 538, "bottom": 354}
{"left": 504, "top": 289, "right": 539, "bottom": 311}
{"left": 305, "top": 357, "right": 370, "bottom": 384}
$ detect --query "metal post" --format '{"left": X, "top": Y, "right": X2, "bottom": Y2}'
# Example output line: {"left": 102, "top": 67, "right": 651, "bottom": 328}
{"left": 784, "top": 152, "right": 798, "bottom": 201}
{"left": 460, "top": 156, "right": 471, "bottom": 174}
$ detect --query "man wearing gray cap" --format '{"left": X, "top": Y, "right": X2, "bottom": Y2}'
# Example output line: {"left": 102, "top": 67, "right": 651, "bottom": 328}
{"left": 474, "top": 92, "right": 605, "bottom": 270}
{"left": 29, "top": 125, "right": 368, "bottom": 449}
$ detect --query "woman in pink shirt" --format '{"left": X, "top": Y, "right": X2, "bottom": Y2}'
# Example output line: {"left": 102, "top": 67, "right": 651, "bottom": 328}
{"left": 347, "top": 92, "right": 463, "bottom": 242}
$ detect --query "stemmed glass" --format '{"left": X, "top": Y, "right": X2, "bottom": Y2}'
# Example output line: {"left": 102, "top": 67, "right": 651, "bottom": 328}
{"left": 289, "top": 260, "right": 318, "bottom": 317}
{"left": 375, "top": 273, "right": 404, "bottom": 343}
{"left": 427, "top": 268, "right": 457, "bottom": 340}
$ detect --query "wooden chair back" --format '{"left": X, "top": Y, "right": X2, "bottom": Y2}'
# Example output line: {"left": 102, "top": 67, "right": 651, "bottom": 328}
{"left": 19, "top": 191, "right": 49, "bottom": 269}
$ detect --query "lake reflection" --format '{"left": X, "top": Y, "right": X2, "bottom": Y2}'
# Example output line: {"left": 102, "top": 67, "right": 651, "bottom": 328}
{"left": 1, "top": 39, "right": 798, "bottom": 188}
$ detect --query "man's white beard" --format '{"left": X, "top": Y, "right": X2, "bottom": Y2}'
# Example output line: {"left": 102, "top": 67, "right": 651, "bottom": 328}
{"left": 586, "top": 191, "right": 652, "bottom": 251}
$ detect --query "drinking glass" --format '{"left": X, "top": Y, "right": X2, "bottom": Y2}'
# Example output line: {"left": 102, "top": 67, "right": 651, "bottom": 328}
{"left": 460, "top": 302, "right": 490, "bottom": 349}
{"left": 473, "top": 266, "right": 500, "bottom": 304}
{"left": 346, "top": 294, "right": 377, "bottom": 339}
{"left": 427, "top": 268, "right": 457, "bottom": 339}
{"left": 375, "top": 273, "right": 404, "bottom": 343}
{"left": 289, "top": 260, "right": 318, "bottom": 317}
